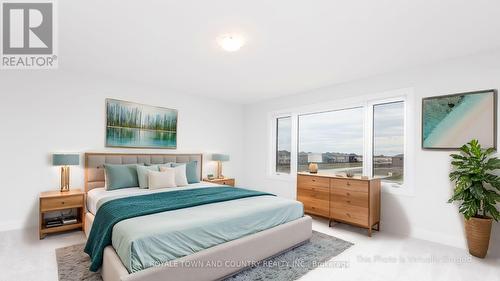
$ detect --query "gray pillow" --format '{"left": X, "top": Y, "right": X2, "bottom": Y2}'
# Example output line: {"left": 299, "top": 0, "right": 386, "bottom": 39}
{"left": 104, "top": 164, "right": 139, "bottom": 190}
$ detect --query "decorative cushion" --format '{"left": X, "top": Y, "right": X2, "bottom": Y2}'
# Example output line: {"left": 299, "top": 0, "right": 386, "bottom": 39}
{"left": 136, "top": 165, "right": 160, "bottom": 189}
{"left": 148, "top": 169, "right": 176, "bottom": 189}
{"left": 104, "top": 164, "right": 139, "bottom": 190}
{"left": 160, "top": 165, "right": 188, "bottom": 187}
{"left": 172, "top": 161, "right": 199, "bottom": 184}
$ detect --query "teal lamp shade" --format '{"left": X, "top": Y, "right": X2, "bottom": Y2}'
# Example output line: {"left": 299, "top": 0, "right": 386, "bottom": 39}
{"left": 53, "top": 154, "right": 80, "bottom": 166}
{"left": 212, "top": 154, "right": 230, "bottom": 162}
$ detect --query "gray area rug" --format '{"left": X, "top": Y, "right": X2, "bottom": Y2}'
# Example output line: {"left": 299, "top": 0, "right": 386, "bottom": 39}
{"left": 56, "top": 231, "right": 352, "bottom": 281}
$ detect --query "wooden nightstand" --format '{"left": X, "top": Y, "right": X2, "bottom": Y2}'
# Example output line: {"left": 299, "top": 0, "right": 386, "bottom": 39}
{"left": 39, "top": 189, "right": 85, "bottom": 239}
{"left": 204, "top": 178, "right": 235, "bottom": 187}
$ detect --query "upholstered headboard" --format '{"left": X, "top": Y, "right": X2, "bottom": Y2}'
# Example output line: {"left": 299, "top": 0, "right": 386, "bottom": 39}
{"left": 84, "top": 153, "right": 203, "bottom": 192}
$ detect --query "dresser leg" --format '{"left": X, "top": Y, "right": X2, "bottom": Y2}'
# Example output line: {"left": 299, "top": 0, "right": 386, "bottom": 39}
{"left": 368, "top": 228, "right": 372, "bottom": 237}
{"left": 328, "top": 219, "right": 332, "bottom": 227}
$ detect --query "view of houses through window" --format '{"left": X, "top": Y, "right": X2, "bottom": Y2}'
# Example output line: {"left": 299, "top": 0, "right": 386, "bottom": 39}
{"left": 298, "top": 107, "right": 364, "bottom": 176}
{"left": 373, "top": 101, "right": 405, "bottom": 185}
{"left": 276, "top": 116, "right": 291, "bottom": 174}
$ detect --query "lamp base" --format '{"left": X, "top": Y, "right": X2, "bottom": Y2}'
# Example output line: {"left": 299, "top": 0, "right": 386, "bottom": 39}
{"left": 309, "top": 163, "right": 318, "bottom": 174}
{"left": 216, "top": 161, "right": 224, "bottom": 179}
{"left": 60, "top": 166, "right": 71, "bottom": 192}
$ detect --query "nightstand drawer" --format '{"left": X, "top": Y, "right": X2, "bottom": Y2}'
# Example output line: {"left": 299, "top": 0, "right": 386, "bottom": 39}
{"left": 41, "top": 195, "right": 83, "bottom": 211}
{"left": 217, "top": 179, "right": 235, "bottom": 186}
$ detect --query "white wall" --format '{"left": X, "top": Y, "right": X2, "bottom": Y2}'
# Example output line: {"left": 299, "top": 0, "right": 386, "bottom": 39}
{"left": 0, "top": 71, "right": 243, "bottom": 231}
{"left": 241, "top": 49, "right": 500, "bottom": 257}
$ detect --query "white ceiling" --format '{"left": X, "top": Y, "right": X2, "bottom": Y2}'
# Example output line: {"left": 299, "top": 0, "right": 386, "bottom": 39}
{"left": 60, "top": 0, "right": 500, "bottom": 104}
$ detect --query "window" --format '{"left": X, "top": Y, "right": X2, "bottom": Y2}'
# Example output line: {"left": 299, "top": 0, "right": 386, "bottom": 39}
{"left": 269, "top": 90, "right": 411, "bottom": 193}
{"left": 298, "top": 107, "right": 364, "bottom": 176}
{"left": 373, "top": 101, "right": 405, "bottom": 186}
{"left": 276, "top": 116, "right": 291, "bottom": 174}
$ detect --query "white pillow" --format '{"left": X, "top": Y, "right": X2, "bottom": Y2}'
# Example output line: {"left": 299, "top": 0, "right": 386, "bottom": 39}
{"left": 148, "top": 169, "right": 176, "bottom": 189}
{"left": 160, "top": 165, "right": 188, "bottom": 187}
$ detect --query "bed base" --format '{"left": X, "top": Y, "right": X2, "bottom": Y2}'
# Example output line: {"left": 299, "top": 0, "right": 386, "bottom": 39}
{"left": 85, "top": 213, "right": 312, "bottom": 281}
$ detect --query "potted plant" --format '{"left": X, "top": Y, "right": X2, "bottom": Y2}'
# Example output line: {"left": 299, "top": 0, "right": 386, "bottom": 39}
{"left": 448, "top": 139, "right": 500, "bottom": 258}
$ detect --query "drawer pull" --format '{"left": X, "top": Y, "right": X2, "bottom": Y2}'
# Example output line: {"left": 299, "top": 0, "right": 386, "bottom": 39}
{"left": 346, "top": 200, "right": 351, "bottom": 204}
{"left": 312, "top": 179, "right": 316, "bottom": 182}
{"left": 61, "top": 201, "right": 65, "bottom": 205}
{"left": 346, "top": 182, "right": 351, "bottom": 186}
{"left": 346, "top": 192, "right": 351, "bottom": 196}
{"left": 346, "top": 213, "right": 351, "bottom": 217}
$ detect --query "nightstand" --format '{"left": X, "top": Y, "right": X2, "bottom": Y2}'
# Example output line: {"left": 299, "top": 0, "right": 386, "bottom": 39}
{"left": 204, "top": 178, "right": 235, "bottom": 187}
{"left": 39, "top": 189, "right": 85, "bottom": 239}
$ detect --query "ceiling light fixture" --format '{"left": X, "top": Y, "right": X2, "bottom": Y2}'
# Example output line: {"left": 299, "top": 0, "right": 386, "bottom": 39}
{"left": 217, "top": 34, "right": 245, "bottom": 52}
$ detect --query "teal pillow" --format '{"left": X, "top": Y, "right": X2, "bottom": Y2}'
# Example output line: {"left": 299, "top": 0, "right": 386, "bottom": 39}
{"left": 172, "top": 161, "right": 199, "bottom": 184}
{"left": 136, "top": 165, "right": 160, "bottom": 189}
{"left": 104, "top": 164, "right": 139, "bottom": 190}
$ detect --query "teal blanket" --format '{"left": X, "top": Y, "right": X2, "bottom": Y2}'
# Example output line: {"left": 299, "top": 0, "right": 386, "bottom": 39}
{"left": 84, "top": 187, "right": 273, "bottom": 272}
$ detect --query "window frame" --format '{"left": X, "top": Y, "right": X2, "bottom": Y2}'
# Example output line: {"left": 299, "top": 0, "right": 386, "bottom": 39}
{"left": 268, "top": 88, "right": 415, "bottom": 196}
{"left": 268, "top": 112, "right": 295, "bottom": 180}
{"left": 366, "top": 96, "right": 411, "bottom": 194}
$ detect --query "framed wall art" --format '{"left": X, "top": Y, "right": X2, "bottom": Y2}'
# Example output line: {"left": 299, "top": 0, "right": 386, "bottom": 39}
{"left": 422, "top": 89, "right": 497, "bottom": 150}
{"left": 106, "top": 99, "right": 177, "bottom": 149}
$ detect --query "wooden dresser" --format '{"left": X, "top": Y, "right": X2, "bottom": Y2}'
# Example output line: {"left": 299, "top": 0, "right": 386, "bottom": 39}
{"left": 297, "top": 172, "right": 381, "bottom": 236}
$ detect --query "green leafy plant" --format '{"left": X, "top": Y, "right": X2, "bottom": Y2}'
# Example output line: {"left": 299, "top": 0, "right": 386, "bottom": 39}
{"left": 448, "top": 139, "right": 500, "bottom": 221}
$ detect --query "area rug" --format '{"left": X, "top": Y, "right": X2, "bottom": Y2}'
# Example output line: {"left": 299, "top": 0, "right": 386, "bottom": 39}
{"left": 56, "top": 231, "right": 352, "bottom": 281}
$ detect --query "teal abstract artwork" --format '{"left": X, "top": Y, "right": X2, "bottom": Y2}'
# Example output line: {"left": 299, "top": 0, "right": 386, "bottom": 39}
{"left": 106, "top": 99, "right": 177, "bottom": 148}
{"left": 422, "top": 90, "right": 496, "bottom": 149}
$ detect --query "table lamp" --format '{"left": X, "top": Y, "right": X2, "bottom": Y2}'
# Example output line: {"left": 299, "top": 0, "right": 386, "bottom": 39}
{"left": 308, "top": 153, "right": 322, "bottom": 174}
{"left": 212, "top": 153, "right": 230, "bottom": 179}
{"left": 53, "top": 154, "right": 80, "bottom": 192}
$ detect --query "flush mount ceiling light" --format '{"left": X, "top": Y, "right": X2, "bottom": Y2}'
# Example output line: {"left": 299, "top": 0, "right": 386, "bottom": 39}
{"left": 217, "top": 34, "right": 245, "bottom": 52}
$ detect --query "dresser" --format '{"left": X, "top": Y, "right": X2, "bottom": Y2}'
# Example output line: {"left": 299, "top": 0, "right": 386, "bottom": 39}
{"left": 297, "top": 173, "right": 381, "bottom": 236}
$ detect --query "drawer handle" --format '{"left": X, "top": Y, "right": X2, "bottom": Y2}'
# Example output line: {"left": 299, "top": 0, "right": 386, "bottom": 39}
{"left": 346, "top": 213, "right": 351, "bottom": 217}
{"left": 346, "top": 182, "right": 351, "bottom": 186}
{"left": 312, "top": 179, "right": 316, "bottom": 182}
{"left": 346, "top": 192, "right": 351, "bottom": 196}
{"left": 61, "top": 201, "right": 65, "bottom": 205}
{"left": 346, "top": 200, "right": 351, "bottom": 204}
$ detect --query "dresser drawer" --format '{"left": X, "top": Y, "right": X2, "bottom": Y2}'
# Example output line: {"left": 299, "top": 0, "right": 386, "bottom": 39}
{"left": 330, "top": 203, "right": 368, "bottom": 226}
{"left": 298, "top": 186, "right": 329, "bottom": 201}
{"left": 331, "top": 187, "right": 368, "bottom": 208}
{"left": 331, "top": 178, "right": 368, "bottom": 193}
{"left": 298, "top": 196, "right": 329, "bottom": 217}
{"left": 297, "top": 175, "right": 330, "bottom": 188}
{"left": 40, "top": 195, "right": 83, "bottom": 211}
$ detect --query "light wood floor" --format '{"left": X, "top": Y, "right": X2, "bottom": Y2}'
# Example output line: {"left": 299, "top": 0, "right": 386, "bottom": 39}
{"left": 0, "top": 217, "right": 498, "bottom": 281}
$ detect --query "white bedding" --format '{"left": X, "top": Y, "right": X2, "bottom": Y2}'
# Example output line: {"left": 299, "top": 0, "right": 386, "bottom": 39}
{"left": 86, "top": 181, "right": 221, "bottom": 215}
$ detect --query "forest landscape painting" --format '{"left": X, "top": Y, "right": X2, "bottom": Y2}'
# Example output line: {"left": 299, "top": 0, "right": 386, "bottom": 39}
{"left": 422, "top": 90, "right": 496, "bottom": 149}
{"left": 106, "top": 99, "right": 177, "bottom": 148}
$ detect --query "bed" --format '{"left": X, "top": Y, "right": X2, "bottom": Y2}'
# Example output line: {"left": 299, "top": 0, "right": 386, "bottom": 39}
{"left": 84, "top": 153, "right": 312, "bottom": 281}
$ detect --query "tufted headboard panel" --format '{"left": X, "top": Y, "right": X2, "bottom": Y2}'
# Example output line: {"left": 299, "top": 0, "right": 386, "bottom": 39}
{"left": 84, "top": 153, "right": 203, "bottom": 192}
